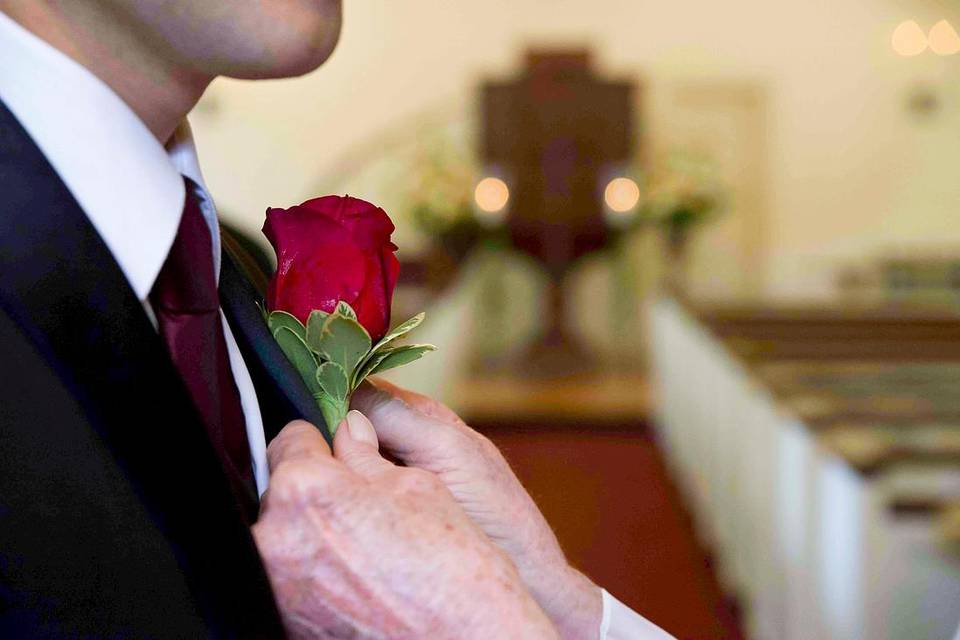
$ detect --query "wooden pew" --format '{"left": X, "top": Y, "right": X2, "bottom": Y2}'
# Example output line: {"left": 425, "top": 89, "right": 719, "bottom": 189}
{"left": 649, "top": 298, "right": 960, "bottom": 640}
{"left": 750, "top": 361, "right": 960, "bottom": 424}
{"left": 699, "top": 300, "right": 960, "bottom": 361}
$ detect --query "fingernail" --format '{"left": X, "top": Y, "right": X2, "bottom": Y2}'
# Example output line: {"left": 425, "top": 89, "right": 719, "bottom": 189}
{"left": 346, "top": 410, "right": 378, "bottom": 447}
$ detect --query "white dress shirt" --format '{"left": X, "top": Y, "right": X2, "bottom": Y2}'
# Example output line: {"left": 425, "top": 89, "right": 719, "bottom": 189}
{"left": 0, "top": 10, "right": 269, "bottom": 495}
{"left": 0, "top": 10, "right": 674, "bottom": 639}
{"left": 601, "top": 591, "right": 675, "bottom": 639}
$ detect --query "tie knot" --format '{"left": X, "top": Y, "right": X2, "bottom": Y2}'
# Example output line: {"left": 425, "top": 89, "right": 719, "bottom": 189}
{"left": 149, "top": 178, "right": 219, "bottom": 314}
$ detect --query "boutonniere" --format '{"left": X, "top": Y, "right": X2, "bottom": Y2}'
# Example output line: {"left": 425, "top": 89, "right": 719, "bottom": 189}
{"left": 259, "top": 195, "right": 435, "bottom": 436}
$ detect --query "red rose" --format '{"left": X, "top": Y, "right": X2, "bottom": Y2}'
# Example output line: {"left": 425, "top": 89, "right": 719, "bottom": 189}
{"left": 263, "top": 195, "right": 400, "bottom": 341}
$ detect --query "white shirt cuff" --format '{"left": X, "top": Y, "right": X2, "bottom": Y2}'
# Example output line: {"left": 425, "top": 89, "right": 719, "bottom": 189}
{"left": 600, "top": 589, "right": 676, "bottom": 639}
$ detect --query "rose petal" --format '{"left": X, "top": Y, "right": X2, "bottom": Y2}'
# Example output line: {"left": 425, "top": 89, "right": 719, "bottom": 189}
{"left": 351, "top": 268, "right": 386, "bottom": 340}
{"left": 263, "top": 197, "right": 400, "bottom": 341}
{"left": 382, "top": 247, "right": 400, "bottom": 298}
{"left": 264, "top": 206, "right": 367, "bottom": 324}
{"left": 298, "top": 195, "right": 395, "bottom": 252}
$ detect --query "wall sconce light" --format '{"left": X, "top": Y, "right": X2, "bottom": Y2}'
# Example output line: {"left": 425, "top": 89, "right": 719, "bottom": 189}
{"left": 892, "top": 19, "right": 959, "bottom": 56}
{"left": 474, "top": 177, "right": 510, "bottom": 213}
{"left": 603, "top": 177, "right": 641, "bottom": 214}
{"left": 929, "top": 19, "right": 960, "bottom": 56}
{"left": 473, "top": 173, "right": 510, "bottom": 227}
{"left": 892, "top": 20, "right": 928, "bottom": 57}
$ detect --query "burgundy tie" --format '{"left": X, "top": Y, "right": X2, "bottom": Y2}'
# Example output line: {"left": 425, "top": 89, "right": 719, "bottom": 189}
{"left": 150, "top": 178, "right": 257, "bottom": 522}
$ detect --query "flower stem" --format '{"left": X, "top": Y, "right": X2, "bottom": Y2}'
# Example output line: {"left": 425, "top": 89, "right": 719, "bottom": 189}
{"left": 315, "top": 393, "right": 350, "bottom": 438}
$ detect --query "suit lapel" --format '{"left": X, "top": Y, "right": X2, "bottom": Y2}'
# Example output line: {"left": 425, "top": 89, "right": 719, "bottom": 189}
{"left": 219, "top": 235, "right": 331, "bottom": 445}
{"left": 0, "top": 101, "right": 283, "bottom": 635}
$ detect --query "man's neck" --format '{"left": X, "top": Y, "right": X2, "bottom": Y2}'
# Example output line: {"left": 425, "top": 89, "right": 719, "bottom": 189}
{"left": 0, "top": 1, "right": 210, "bottom": 142}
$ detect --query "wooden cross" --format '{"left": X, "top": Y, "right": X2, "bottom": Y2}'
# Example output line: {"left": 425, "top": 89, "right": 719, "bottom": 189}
{"left": 481, "top": 49, "right": 635, "bottom": 277}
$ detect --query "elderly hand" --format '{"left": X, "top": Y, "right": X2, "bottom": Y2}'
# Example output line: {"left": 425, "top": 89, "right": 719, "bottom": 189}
{"left": 352, "top": 379, "right": 603, "bottom": 640}
{"left": 252, "top": 413, "right": 558, "bottom": 640}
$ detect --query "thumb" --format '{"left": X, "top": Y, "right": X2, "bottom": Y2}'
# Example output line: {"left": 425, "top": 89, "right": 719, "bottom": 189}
{"left": 333, "top": 410, "right": 393, "bottom": 478}
{"left": 351, "top": 379, "right": 461, "bottom": 463}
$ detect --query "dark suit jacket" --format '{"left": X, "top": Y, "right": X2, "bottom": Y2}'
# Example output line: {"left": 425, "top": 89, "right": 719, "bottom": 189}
{"left": 0, "top": 99, "right": 329, "bottom": 638}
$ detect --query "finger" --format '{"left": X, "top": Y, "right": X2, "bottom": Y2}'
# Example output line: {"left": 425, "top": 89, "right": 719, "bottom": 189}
{"left": 358, "top": 377, "right": 464, "bottom": 425}
{"left": 332, "top": 410, "right": 394, "bottom": 478}
{"left": 260, "top": 421, "right": 342, "bottom": 519}
{"left": 350, "top": 379, "right": 463, "bottom": 463}
{"left": 266, "top": 420, "right": 332, "bottom": 473}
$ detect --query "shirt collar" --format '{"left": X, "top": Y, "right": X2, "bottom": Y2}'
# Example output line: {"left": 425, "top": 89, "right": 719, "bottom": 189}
{"left": 0, "top": 11, "right": 217, "bottom": 301}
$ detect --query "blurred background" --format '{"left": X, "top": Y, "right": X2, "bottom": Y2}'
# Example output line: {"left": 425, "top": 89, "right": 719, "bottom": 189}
{"left": 193, "top": 2, "right": 960, "bottom": 638}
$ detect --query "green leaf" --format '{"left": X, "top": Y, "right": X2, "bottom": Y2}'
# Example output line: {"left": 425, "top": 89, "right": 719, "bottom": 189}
{"left": 371, "top": 312, "right": 425, "bottom": 355}
{"left": 314, "top": 392, "right": 349, "bottom": 438}
{"left": 273, "top": 327, "right": 321, "bottom": 395}
{"left": 354, "top": 313, "right": 427, "bottom": 386}
{"left": 336, "top": 301, "right": 358, "bottom": 320}
{"left": 316, "top": 361, "right": 349, "bottom": 400}
{"left": 310, "top": 311, "right": 372, "bottom": 377}
{"left": 305, "top": 309, "right": 330, "bottom": 350}
{"left": 255, "top": 301, "right": 269, "bottom": 322}
{"left": 353, "top": 349, "right": 393, "bottom": 389}
{"left": 367, "top": 344, "right": 436, "bottom": 377}
{"left": 268, "top": 311, "right": 306, "bottom": 342}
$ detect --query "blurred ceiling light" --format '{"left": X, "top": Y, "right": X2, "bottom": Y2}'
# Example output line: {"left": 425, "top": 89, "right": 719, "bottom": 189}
{"left": 474, "top": 177, "right": 510, "bottom": 213}
{"left": 603, "top": 177, "right": 641, "bottom": 213}
{"left": 892, "top": 20, "right": 928, "bottom": 56}
{"left": 929, "top": 20, "right": 960, "bottom": 55}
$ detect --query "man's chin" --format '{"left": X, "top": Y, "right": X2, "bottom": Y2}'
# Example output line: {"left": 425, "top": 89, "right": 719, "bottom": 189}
{"left": 228, "top": 5, "right": 342, "bottom": 80}
{"left": 223, "top": 31, "right": 340, "bottom": 80}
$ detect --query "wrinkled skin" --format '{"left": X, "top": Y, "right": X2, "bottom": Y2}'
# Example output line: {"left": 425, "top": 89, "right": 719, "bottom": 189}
{"left": 253, "top": 414, "right": 558, "bottom": 639}
{"left": 351, "top": 379, "right": 604, "bottom": 640}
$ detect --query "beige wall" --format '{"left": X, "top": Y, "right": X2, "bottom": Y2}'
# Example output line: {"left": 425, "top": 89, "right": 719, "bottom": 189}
{"left": 191, "top": 0, "right": 960, "bottom": 298}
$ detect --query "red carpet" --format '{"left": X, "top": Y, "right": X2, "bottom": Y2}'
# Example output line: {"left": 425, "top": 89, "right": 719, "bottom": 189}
{"left": 487, "top": 428, "right": 743, "bottom": 640}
